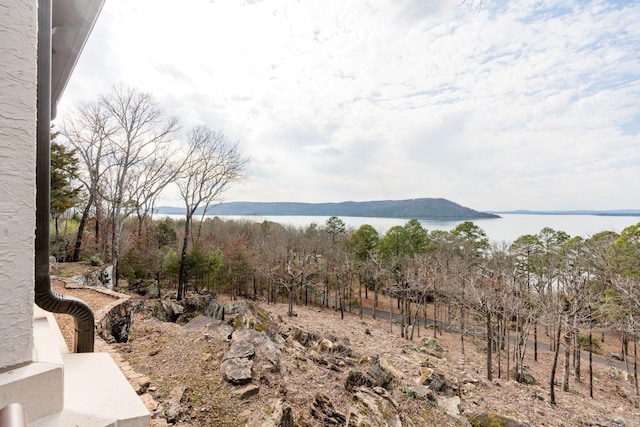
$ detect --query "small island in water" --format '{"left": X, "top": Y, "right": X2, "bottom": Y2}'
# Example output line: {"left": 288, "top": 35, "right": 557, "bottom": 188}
{"left": 156, "top": 197, "right": 500, "bottom": 221}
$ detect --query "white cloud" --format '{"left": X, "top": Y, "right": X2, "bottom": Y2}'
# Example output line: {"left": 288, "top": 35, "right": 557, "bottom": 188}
{"left": 56, "top": 0, "right": 640, "bottom": 211}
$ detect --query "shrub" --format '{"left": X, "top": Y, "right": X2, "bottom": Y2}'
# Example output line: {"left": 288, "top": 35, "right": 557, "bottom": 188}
{"left": 89, "top": 255, "right": 103, "bottom": 266}
{"left": 579, "top": 334, "right": 601, "bottom": 352}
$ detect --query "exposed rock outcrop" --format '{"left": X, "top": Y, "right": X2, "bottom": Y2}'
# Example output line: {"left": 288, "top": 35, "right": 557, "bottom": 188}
{"left": 466, "top": 412, "right": 533, "bottom": 427}
{"left": 73, "top": 264, "right": 113, "bottom": 288}
{"left": 221, "top": 328, "right": 281, "bottom": 385}
{"left": 345, "top": 356, "right": 394, "bottom": 392}
{"left": 345, "top": 386, "right": 402, "bottom": 427}
{"left": 310, "top": 393, "right": 346, "bottom": 426}
{"left": 249, "top": 398, "right": 295, "bottom": 427}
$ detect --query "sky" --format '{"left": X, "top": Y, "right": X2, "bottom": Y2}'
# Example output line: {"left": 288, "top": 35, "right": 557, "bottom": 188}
{"left": 56, "top": 0, "right": 640, "bottom": 211}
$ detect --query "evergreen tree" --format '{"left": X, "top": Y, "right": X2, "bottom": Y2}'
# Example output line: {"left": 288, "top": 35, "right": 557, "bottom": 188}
{"left": 50, "top": 131, "right": 80, "bottom": 236}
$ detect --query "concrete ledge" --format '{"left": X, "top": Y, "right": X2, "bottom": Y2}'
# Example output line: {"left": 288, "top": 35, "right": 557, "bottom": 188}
{"left": 61, "top": 353, "right": 150, "bottom": 427}
{"left": 30, "top": 409, "right": 115, "bottom": 427}
{"left": 24, "top": 305, "right": 150, "bottom": 426}
{"left": 0, "top": 362, "right": 63, "bottom": 422}
{"left": 33, "top": 307, "right": 69, "bottom": 365}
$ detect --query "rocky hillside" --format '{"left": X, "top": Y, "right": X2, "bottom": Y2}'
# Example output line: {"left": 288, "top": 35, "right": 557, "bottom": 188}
{"left": 99, "top": 294, "right": 640, "bottom": 427}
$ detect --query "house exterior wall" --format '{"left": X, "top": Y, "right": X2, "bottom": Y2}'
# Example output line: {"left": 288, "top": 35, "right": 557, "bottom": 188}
{"left": 0, "top": 0, "right": 37, "bottom": 369}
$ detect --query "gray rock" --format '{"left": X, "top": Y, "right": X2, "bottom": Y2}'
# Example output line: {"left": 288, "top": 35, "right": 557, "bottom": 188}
{"left": 224, "top": 339, "right": 255, "bottom": 360}
{"left": 403, "top": 386, "right": 437, "bottom": 402}
{"left": 184, "top": 315, "right": 234, "bottom": 340}
{"left": 437, "top": 396, "right": 461, "bottom": 418}
{"left": 221, "top": 357, "right": 254, "bottom": 385}
{"left": 233, "top": 329, "right": 281, "bottom": 372}
{"left": 419, "top": 367, "right": 447, "bottom": 393}
{"left": 204, "top": 299, "right": 224, "bottom": 319}
{"left": 249, "top": 398, "right": 294, "bottom": 427}
{"left": 311, "top": 393, "right": 346, "bottom": 425}
{"left": 221, "top": 328, "right": 282, "bottom": 385}
{"left": 159, "top": 300, "right": 184, "bottom": 322}
{"left": 225, "top": 301, "right": 246, "bottom": 315}
{"left": 71, "top": 264, "right": 113, "bottom": 289}
{"left": 346, "top": 386, "right": 401, "bottom": 427}
{"left": 233, "top": 384, "right": 260, "bottom": 400}
{"left": 163, "top": 385, "right": 186, "bottom": 422}
{"left": 345, "top": 356, "right": 394, "bottom": 392}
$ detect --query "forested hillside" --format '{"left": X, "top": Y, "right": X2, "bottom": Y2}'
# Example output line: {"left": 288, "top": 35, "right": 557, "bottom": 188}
{"left": 156, "top": 197, "right": 499, "bottom": 220}
{"left": 52, "top": 214, "right": 640, "bottom": 426}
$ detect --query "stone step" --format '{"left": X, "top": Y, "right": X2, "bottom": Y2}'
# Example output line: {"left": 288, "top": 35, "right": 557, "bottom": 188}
{"left": 56, "top": 352, "right": 150, "bottom": 427}
{"left": 0, "top": 361, "right": 63, "bottom": 422}
{"left": 30, "top": 410, "right": 115, "bottom": 427}
{"left": 2, "top": 306, "right": 151, "bottom": 426}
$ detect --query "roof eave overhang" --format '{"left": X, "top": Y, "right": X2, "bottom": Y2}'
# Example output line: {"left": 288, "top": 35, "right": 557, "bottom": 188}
{"left": 51, "top": 0, "right": 105, "bottom": 118}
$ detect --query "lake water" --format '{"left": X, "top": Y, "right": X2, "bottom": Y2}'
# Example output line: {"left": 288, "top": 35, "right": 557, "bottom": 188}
{"left": 159, "top": 213, "right": 640, "bottom": 244}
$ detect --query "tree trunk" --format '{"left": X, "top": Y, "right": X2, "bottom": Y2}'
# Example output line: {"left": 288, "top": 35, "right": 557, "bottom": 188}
{"left": 72, "top": 194, "right": 93, "bottom": 262}
{"left": 497, "top": 320, "right": 502, "bottom": 379}
{"left": 506, "top": 323, "right": 510, "bottom": 381}
{"left": 573, "top": 324, "right": 581, "bottom": 382}
{"left": 634, "top": 337, "right": 639, "bottom": 396}
{"left": 358, "top": 275, "right": 363, "bottom": 319}
{"left": 288, "top": 286, "right": 294, "bottom": 316}
{"left": 389, "top": 292, "right": 393, "bottom": 333}
{"left": 550, "top": 324, "right": 562, "bottom": 405}
{"left": 589, "top": 317, "right": 594, "bottom": 398}
{"left": 460, "top": 304, "right": 465, "bottom": 355}
{"left": 177, "top": 213, "right": 192, "bottom": 301}
{"left": 373, "top": 283, "right": 378, "bottom": 320}
{"left": 410, "top": 302, "right": 421, "bottom": 341}
{"left": 534, "top": 322, "right": 538, "bottom": 362}
{"left": 562, "top": 322, "right": 571, "bottom": 392}
{"left": 400, "top": 289, "right": 406, "bottom": 339}
{"left": 486, "top": 310, "right": 493, "bottom": 381}
{"left": 433, "top": 289, "right": 438, "bottom": 339}
{"left": 111, "top": 211, "right": 123, "bottom": 288}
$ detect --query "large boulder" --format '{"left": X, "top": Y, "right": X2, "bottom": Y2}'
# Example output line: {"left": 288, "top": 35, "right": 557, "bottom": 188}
{"left": 181, "top": 294, "right": 213, "bottom": 317}
{"left": 345, "top": 386, "right": 402, "bottom": 427}
{"left": 184, "top": 315, "right": 234, "bottom": 340}
{"left": 155, "top": 300, "right": 184, "bottom": 322}
{"left": 221, "top": 357, "right": 254, "bottom": 385}
{"left": 72, "top": 264, "right": 113, "bottom": 288}
{"left": 233, "top": 328, "right": 281, "bottom": 373}
{"left": 221, "top": 328, "right": 281, "bottom": 385}
{"left": 221, "top": 338, "right": 255, "bottom": 384}
{"left": 204, "top": 299, "right": 224, "bottom": 319}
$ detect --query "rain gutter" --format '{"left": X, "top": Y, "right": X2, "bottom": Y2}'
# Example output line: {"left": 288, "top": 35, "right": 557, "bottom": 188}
{"left": 36, "top": 0, "right": 94, "bottom": 353}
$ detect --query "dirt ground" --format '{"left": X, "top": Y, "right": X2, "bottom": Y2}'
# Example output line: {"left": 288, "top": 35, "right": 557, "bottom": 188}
{"left": 51, "top": 274, "right": 640, "bottom": 427}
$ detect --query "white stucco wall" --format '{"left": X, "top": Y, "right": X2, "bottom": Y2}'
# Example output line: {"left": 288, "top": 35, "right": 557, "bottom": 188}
{"left": 0, "top": 0, "right": 37, "bottom": 369}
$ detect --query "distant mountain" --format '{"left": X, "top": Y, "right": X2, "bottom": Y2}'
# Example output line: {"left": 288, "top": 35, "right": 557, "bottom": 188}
{"left": 492, "top": 209, "right": 640, "bottom": 217}
{"left": 156, "top": 198, "right": 500, "bottom": 220}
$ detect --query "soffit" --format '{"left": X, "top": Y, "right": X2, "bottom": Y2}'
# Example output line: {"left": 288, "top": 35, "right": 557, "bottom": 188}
{"left": 51, "top": 0, "right": 105, "bottom": 118}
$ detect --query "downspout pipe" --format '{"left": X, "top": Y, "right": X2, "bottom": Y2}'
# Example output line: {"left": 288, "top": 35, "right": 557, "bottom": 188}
{"left": 36, "top": 0, "right": 94, "bottom": 353}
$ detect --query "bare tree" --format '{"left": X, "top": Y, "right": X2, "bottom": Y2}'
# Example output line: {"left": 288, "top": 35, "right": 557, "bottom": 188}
{"left": 62, "top": 100, "right": 115, "bottom": 261}
{"left": 611, "top": 275, "right": 640, "bottom": 396}
{"left": 175, "top": 125, "right": 246, "bottom": 300}
{"left": 100, "top": 85, "right": 180, "bottom": 287}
